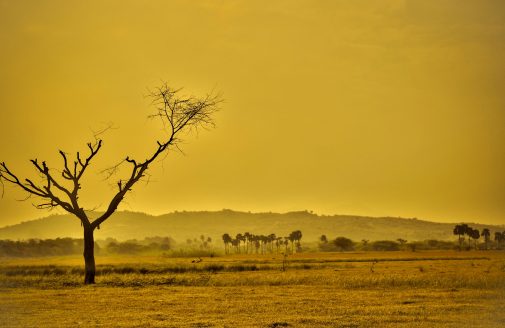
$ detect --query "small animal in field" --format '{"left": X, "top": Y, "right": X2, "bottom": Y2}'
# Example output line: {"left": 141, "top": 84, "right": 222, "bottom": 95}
{"left": 191, "top": 257, "right": 202, "bottom": 263}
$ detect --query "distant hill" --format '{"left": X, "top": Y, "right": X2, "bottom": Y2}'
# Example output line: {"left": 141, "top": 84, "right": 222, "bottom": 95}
{"left": 0, "top": 210, "right": 502, "bottom": 243}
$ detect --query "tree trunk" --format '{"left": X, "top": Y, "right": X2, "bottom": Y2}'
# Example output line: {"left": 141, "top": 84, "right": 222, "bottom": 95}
{"left": 83, "top": 226, "right": 96, "bottom": 284}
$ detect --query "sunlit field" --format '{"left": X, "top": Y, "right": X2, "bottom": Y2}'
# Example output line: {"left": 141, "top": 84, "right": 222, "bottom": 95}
{"left": 1, "top": 250, "right": 504, "bottom": 327}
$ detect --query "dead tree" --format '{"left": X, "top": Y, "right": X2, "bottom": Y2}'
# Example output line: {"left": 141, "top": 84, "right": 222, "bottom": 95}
{"left": 0, "top": 84, "right": 220, "bottom": 284}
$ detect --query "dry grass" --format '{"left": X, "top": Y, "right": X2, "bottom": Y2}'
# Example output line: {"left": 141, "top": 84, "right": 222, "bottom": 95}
{"left": 1, "top": 250, "right": 504, "bottom": 327}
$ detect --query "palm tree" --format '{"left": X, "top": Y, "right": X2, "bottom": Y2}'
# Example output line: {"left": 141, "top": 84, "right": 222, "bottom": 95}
{"left": 231, "top": 238, "right": 241, "bottom": 253}
{"left": 275, "top": 236, "right": 282, "bottom": 253}
{"left": 268, "top": 234, "right": 276, "bottom": 253}
{"left": 453, "top": 224, "right": 466, "bottom": 250}
{"left": 283, "top": 238, "right": 289, "bottom": 253}
{"left": 288, "top": 232, "right": 295, "bottom": 253}
{"left": 470, "top": 229, "right": 480, "bottom": 249}
{"left": 253, "top": 236, "right": 260, "bottom": 254}
{"left": 244, "top": 232, "right": 251, "bottom": 254}
{"left": 289, "top": 230, "right": 302, "bottom": 253}
{"left": 464, "top": 225, "right": 474, "bottom": 248}
{"left": 236, "top": 233, "right": 244, "bottom": 253}
{"left": 495, "top": 232, "right": 503, "bottom": 248}
{"left": 481, "top": 229, "right": 490, "bottom": 250}
{"left": 294, "top": 230, "right": 303, "bottom": 244}
{"left": 260, "top": 235, "right": 268, "bottom": 254}
{"left": 222, "top": 233, "right": 231, "bottom": 254}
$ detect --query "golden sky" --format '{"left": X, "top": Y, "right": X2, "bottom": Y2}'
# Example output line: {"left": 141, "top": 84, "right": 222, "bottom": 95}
{"left": 1, "top": 0, "right": 504, "bottom": 226}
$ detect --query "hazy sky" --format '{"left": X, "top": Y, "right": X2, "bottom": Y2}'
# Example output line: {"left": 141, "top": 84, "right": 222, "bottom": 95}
{"left": 1, "top": 0, "right": 504, "bottom": 226}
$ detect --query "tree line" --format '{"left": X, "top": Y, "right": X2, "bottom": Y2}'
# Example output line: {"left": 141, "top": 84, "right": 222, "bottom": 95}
{"left": 185, "top": 235, "right": 213, "bottom": 250}
{"left": 0, "top": 236, "right": 174, "bottom": 257}
{"left": 317, "top": 224, "right": 505, "bottom": 253}
{"left": 318, "top": 235, "right": 457, "bottom": 252}
{"left": 102, "top": 236, "right": 174, "bottom": 254}
{"left": 453, "top": 224, "right": 504, "bottom": 250}
{"left": 0, "top": 238, "right": 93, "bottom": 257}
{"left": 221, "top": 231, "right": 302, "bottom": 254}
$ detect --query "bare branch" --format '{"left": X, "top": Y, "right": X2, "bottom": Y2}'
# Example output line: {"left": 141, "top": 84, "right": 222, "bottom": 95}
{"left": 0, "top": 161, "right": 75, "bottom": 213}
{"left": 0, "top": 139, "right": 103, "bottom": 221}
{"left": 91, "top": 84, "right": 221, "bottom": 229}
{"left": 90, "top": 122, "right": 116, "bottom": 140}
{"left": 100, "top": 159, "right": 126, "bottom": 181}
{"left": 76, "top": 140, "right": 102, "bottom": 180}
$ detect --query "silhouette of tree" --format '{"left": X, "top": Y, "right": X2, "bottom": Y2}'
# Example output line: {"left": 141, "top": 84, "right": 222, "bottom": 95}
{"left": 470, "top": 229, "right": 480, "bottom": 249}
{"left": 288, "top": 230, "right": 302, "bottom": 253}
{"left": 254, "top": 236, "right": 261, "bottom": 254}
{"left": 275, "top": 236, "right": 283, "bottom": 253}
{"left": 481, "top": 229, "right": 490, "bottom": 250}
{"left": 320, "top": 235, "right": 328, "bottom": 244}
{"left": 463, "top": 225, "right": 474, "bottom": 248}
{"left": 283, "top": 237, "right": 289, "bottom": 253}
{"left": 235, "top": 233, "right": 244, "bottom": 253}
{"left": 495, "top": 232, "right": 504, "bottom": 248}
{"left": 268, "top": 233, "right": 276, "bottom": 253}
{"left": 397, "top": 238, "right": 407, "bottom": 250}
{"left": 244, "top": 232, "right": 251, "bottom": 253}
{"left": 0, "top": 84, "right": 220, "bottom": 284}
{"left": 222, "top": 233, "right": 232, "bottom": 254}
{"left": 231, "top": 238, "right": 240, "bottom": 253}
{"left": 453, "top": 224, "right": 467, "bottom": 250}
{"left": 260, "top": 235, "right": 268, "bottom": 254}
{"left": 333, "top": 237, "right": 354, "bottom": 251}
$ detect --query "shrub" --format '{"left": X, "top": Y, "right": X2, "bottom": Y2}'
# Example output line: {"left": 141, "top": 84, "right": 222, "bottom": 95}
{"left": 333, "top": 237, "right": 355, "bottom": 251}
{"left": 371, "top": 240, "right": 400, "bottom": 251}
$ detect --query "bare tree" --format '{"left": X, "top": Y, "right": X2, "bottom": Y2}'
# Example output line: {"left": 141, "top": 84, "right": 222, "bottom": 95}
{"left": 0, "top": 84, "right": 220, "bottom": 284}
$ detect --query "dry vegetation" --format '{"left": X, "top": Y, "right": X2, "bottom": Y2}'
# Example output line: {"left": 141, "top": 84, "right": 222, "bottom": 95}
{"left": 1, "top": 251, "right": 504, "bottom": 327}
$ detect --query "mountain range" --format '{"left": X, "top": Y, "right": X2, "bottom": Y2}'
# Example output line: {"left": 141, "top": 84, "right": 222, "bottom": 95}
{"left": 0, "top": 210, "right": 502, "bottom": 243}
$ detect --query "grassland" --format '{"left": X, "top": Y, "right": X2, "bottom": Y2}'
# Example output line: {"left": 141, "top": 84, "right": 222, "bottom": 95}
{"left": 1, "top": 251, "right": 504, "bottom": 327}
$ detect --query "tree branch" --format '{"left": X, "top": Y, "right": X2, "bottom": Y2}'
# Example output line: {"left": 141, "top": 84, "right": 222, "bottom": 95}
{"left": 0, "top": 140, "right": 104, "bottom": 222}
{"left": 92, "top": 84, "right": 220, "bottom": 229}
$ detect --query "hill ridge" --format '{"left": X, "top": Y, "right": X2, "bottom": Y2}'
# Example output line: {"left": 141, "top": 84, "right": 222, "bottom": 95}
{"left": 0, "top": 210, "right": 502, "bottom": 242}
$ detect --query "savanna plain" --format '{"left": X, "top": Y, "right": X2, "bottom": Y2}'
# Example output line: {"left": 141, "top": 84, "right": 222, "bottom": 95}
{"left": 1, "top": 251, "right": 504, "bottom": 327}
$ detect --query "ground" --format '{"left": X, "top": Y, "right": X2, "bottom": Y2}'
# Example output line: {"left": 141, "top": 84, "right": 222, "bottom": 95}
{"left": 1, "top": 251, "right": 504, "bottom": 327}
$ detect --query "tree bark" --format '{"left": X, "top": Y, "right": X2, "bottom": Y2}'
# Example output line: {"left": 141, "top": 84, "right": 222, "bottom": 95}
{"left": 83, "top": 226, "right": 96, "bottom": 284}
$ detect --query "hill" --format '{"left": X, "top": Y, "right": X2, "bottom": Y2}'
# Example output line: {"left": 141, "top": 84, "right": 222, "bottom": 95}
{"left": 0, "top": 210, "right": 502, "bottom": 243}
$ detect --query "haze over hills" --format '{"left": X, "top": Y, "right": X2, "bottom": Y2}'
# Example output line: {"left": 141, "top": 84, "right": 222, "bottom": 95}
{"left": 0, "top": 210, "right": 502, "bottom": 244}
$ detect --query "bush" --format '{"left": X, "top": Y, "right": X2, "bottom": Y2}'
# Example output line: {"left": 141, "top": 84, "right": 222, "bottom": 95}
{"left": 371, "top": 240, "right": 399, "bottom": 251}
{"left": 333, "top": 237, "right": 355, "bottom": 251}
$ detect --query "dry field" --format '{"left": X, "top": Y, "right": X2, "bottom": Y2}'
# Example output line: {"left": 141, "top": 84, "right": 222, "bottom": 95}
{"left": 1, "top": 251, "right": 504, "bottom": 327}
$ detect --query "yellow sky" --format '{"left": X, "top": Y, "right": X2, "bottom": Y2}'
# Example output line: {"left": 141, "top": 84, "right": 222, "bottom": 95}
{"left": 1, "top": 0, "right": 504, "bottom": 226}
